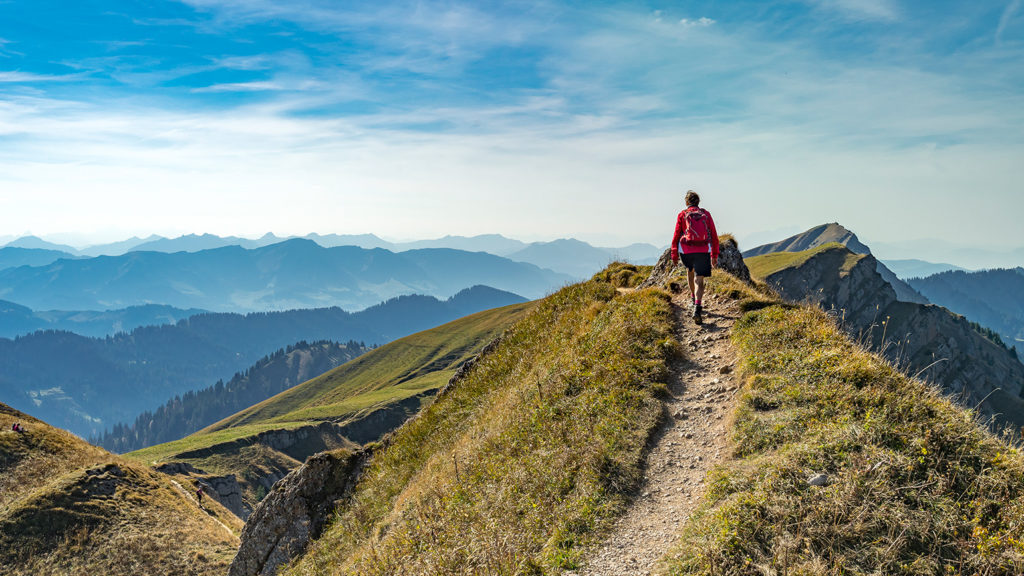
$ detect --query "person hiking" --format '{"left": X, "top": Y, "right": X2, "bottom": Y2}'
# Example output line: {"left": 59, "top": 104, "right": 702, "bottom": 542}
{"left": 670, "top": 190, "right": 719, "bottom": 325}
{"left": 196, "top": 484, "right": 205, "bottom": 506}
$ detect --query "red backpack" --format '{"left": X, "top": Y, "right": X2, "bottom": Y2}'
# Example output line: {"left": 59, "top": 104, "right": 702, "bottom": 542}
{"left": 682, "top": 208, "right": 710, "bottom": 244}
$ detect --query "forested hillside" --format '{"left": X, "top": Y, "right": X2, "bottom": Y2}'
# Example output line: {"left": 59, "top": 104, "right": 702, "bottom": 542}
{"left": 92, "top": 340, "right": 368, "bottom": 453}
{"left": 0, "top": 286, "right": 525, "bottom": 438}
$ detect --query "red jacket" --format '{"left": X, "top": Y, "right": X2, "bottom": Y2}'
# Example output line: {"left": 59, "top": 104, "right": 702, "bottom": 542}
{"left": 671, "top": 206, "right": 719, "bottom": 261}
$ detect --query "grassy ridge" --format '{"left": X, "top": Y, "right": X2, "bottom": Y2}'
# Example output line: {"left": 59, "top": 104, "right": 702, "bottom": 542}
{"left": 745, "top": 242, "right": 863, "bottom": 281}
{"left": 664, "top": 274, "right": 1024, "bottom": 575}
{"left": 284, "top": 277, "right": 679, "bottom": 574}
{"left": 0, "top": 403, "right": 242, "bottom": 576}
{"left": 127, "top": 303, "right": 531, "bottom": 467}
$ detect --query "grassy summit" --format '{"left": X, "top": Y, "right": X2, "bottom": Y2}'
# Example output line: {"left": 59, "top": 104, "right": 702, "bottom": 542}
{"left": 0, "top": 403, "right": 242, "bottom": 576}
{"left": 745, "top": 242, "right": 864, "bottom": 281}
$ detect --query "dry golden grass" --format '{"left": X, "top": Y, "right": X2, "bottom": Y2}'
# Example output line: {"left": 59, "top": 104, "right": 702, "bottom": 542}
{"left": 284, "top": 276, "right": 679, "bottom": 575}
{"left": 0, "top": 404, "right": 240, "bottom": 576}
{"left": 663, "top": 274, "right": 1024, "bottom": 575}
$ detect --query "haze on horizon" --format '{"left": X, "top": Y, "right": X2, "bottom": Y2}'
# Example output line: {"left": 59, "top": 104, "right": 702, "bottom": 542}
{"left": 1, "top": 1, "right": 1022, "bottom": 255}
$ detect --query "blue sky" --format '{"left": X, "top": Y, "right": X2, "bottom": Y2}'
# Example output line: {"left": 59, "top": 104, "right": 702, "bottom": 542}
{"left": 0, "top": 0, "right": 1022, "bottom": 253}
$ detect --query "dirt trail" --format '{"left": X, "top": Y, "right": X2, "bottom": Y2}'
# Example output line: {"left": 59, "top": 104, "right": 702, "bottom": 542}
{"left": 575, "top": 292, "right": 741, "bottom": 576}
{"left": 168, "top": 477, "right": 238, "bottom": 539}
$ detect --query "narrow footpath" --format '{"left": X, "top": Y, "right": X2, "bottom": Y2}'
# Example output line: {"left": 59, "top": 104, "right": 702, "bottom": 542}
{"left": 168, "top": 477, "right": 238, "bottom": 539}
{"left": 575, "top": 291, "right": 741, "bottom": 576}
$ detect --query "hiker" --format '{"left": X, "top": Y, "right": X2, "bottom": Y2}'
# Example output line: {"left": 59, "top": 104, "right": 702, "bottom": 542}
{"left": 670, "top": 190, "right": 719, "bottom": 325}
{"left": 11, "top": 423, "right": 17, "bottom": 432}
{"left": 196, "top": 484, "right": 204, "bottom": 506}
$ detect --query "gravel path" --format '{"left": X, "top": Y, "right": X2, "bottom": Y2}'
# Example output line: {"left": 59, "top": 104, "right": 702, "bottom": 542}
{"left": 574, "top": 292, "right": 741, "bottom": 576}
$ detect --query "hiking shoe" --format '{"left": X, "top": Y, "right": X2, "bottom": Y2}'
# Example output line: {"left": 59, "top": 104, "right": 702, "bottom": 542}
{"left": 693, "top": 304, "right": 703, "bottom": 325}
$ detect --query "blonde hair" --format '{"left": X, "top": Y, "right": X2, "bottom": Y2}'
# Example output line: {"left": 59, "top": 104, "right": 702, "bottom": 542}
{"left": 685, "top": 190, "right": 700, "bottom": 207}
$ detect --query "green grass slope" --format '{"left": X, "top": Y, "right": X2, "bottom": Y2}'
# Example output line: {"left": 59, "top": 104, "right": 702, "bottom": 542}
{"left": 126, "top": 302, "right": 531, "bottom": 511}
{"left": 0, "top": 403, "right": 243, "bottom": 576}
{"left": 281, "top": 275, "right": 678, "bottom": 574}
{"left": 664, "top": 274, "right": 1024, "bottom": 575}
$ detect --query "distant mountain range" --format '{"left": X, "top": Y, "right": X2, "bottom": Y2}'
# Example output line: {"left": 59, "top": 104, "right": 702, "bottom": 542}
{"left": 0, "top": 285, "right": 526, "bottom": 439}
{"left": 868, "top": 238, "right": 1024, "bottom": 271}
{"left": 0, "top": 231, "right": 659, "bottom": 295}
{"left": 1, "top": 233, "right": 662, "bottom": 281}
{"left": 0, "top": 239, "right": 563, "bottom": 312}
{"left": 882, "top": 259, "right": 965, "bottom": 279}
{"left": 744, "top": 223, "right": 930, "bottom": 305}
{"left": 0, "top": 246, "right": 81, "bottom": 270}
{"left": 0, "top": 300, "right": 205, "bottom": 338}
{"left": 908, "top": 268, "right": 1024, "bottom": 351}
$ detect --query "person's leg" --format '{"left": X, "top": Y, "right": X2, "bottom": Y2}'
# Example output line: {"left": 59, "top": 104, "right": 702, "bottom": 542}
{"left": 694, "top": 275, "right": 706, "bottom": 305}
{"left": 687, "top": 268, "right": 696, "bottom": 303}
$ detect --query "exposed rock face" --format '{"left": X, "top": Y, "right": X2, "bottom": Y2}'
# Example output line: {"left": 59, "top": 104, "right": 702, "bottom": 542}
{"left": 640, "top": 237, "right": 751, "bottom": 289}
{"left": 228, "top": 449, "right": 371, "bottom": 576}
{"left": 765, "top": 250, "right": 894, "bottom": 328}
{"left": 743, "top": 222, "right": 929, "bottom": 305}
{"left": 762, "top": 246, "right": 1024, "bottom": 431}
{"left": 200, "top": 474, "right": 246, "bottom": 519}
{"left": 173, "top": 421, "right": 355, "bottom": 463}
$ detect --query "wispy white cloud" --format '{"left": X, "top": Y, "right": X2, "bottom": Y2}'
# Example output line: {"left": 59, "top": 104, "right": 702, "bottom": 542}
{"left": 997, "top": 0, "right": 1022, "bottom": 43}
{"left": 2, "top": 2, "right": 1023, "bottom": 250}
{"left": 191, "top": 80, "right": 286, "bottom": 93}
{"left": 679, "top": 17, "right": 715, "bottom": 28}
{"left": 805, "top": 0, "right": 900, "bottom": 22}
{"left": 0, "top": 71, "right": 78, "bottom": 83}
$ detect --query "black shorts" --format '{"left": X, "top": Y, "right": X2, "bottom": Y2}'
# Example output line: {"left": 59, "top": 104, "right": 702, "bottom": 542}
{"left": 680, "top": 253, "right": 712, "bottom": 277}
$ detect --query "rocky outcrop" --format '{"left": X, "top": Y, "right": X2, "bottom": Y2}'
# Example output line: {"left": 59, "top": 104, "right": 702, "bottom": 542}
{"left": 228, "top": 449, "right": 371, "bottom": 576}
{"left": 762, "top": 245, "right": 1024, "bottom": 431}
{"left": 717, "top": 237, "right": 752, "bottom": 284}
{"left": 200, "top": 475, "right": 246, "bottom": 519}
{"left": 640, "top": 236, "right": 750, "bottom": 289}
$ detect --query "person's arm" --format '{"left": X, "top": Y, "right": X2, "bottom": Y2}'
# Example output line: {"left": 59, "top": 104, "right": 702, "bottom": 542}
{"left": 708, "top": 211, "right": 720, "bottom": 266}
{"left": 670, "top": 212, "right": 684, "bottom": 264}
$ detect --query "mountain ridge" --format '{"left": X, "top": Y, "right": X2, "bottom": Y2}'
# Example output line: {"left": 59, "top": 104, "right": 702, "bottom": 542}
{"left": 743, "top": 222, "right": 930, "bottom": 305}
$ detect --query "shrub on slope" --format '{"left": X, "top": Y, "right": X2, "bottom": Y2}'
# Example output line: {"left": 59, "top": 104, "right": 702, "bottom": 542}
{"left": 665, "top": 275, "right": 1024, "bottom": 575}
{"left": 284, "top": 279, "right": 679, "bottom": 574}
